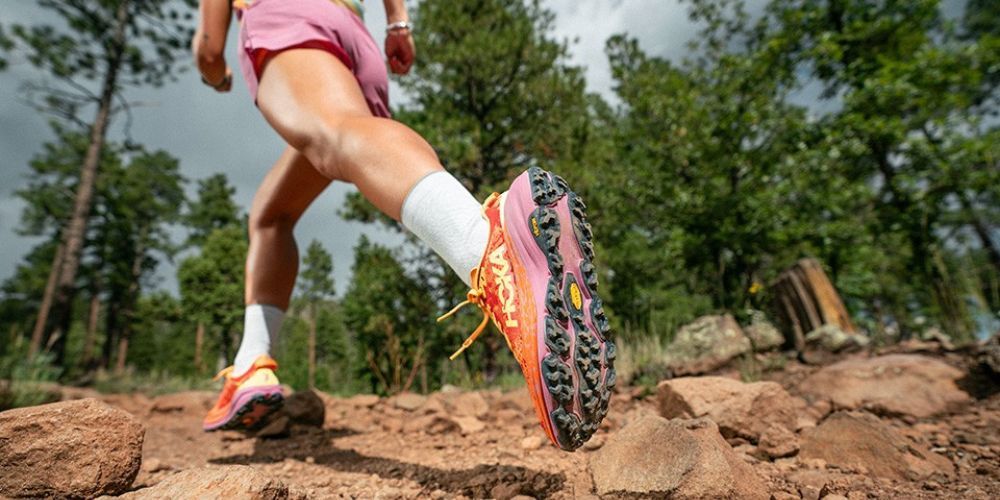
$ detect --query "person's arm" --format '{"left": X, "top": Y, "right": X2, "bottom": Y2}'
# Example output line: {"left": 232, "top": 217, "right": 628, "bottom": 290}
{"left": 383, "top": 0, "right": 415, "bottom": 75}
{"left": 192, "top": 0, "right": 233, "bottom": 92}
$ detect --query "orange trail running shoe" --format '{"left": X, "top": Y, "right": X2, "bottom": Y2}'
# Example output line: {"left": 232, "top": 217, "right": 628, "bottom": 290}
{"left": 202, "top": 354, "right": 284, "bottom": 432}
{"left": 439, "top": 167, "right": 616, "bottom": 451}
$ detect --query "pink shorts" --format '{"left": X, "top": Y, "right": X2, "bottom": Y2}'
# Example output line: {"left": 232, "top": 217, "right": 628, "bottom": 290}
{"left": 236, "top": 0, "right": 390, "bottom": 118}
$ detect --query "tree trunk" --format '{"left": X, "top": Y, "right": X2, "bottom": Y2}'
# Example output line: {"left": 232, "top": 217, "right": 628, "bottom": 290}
{"left": 114, "top": 233, "right": 146, "bottom": 374}
{"left": 308, "top": 303, "right": 317, "bottom": 389}
{"left": 959, "top": 192, "right": 1000, "bottom": 275}
{"left": 770, "top": 258, "right": 857, "bottom": 351}
{"left": 28, "top": 243, "right": 65, "bottom": 357}
{"left": 114, "top": 335, "right": 130, "bottom": 374}
{"left": 44, "top": 0, "right": 132, "bottom": 364}
{"left": 81, "top": 289, "right": 101, "bottom": 368}
{"left": 102, "top": 297, "right": 120, "bottom": 369}
{"left": 194, "top": 321, "right": 205, "bottom": 371}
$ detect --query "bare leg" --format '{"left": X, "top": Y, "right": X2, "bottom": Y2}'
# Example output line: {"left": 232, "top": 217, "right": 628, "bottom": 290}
{"left": 255, "top": 48, "right": 443, "bottom": 220}
{"left": 246, "top": 146, "right": 331, "bottom": 309}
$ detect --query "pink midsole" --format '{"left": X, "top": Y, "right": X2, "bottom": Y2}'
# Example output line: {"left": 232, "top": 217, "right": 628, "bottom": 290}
{"left": 203, "top": 385, "right": 283, "bottom": 430}
{"left": 503, "top": 171, "right": 590, "bottom": 433}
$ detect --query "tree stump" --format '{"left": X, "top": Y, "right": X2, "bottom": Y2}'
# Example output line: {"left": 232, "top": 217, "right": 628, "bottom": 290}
{"left": 770, "top": 258, "right": 856, "bottom": 351}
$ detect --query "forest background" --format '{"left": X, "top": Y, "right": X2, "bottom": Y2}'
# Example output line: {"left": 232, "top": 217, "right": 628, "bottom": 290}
{"left": 0, "top": 0, "right": 997, "bottom": 406}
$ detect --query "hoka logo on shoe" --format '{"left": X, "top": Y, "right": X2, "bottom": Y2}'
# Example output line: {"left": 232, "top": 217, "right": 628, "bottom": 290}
{"left": 489, "top": 245, "right": 519, "bottom": 328}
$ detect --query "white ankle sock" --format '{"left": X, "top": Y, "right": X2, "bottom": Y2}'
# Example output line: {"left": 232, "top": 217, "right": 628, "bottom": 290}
{"left": 401, "top": 171, "right": 490, "bottom": 287}
{"left": 232, "top": 304, "right": 285, "bottom": 376}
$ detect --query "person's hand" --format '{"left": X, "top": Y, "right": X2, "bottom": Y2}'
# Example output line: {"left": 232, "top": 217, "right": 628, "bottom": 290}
{"left": 201, "top": 67, "right": 233, "bottom": 93}
{"left": 385, "top": 29, "right": 415, "bottom": 75}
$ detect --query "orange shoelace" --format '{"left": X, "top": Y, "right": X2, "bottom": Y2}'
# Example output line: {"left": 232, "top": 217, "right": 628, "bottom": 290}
{"left": 437, "top": 268, "right": 490, "bottom": 360}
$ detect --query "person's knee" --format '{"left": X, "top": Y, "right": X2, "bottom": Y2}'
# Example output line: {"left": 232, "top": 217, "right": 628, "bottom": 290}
{"left": 248, "top": 203, "right": 297, "bottom": 237}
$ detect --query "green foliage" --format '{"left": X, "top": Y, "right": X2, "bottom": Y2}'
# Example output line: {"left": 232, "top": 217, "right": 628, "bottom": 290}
{"left": 0, "top": 336, "right": 62, "bottom": 410}
{"left": 1, "top": 0, "right": 998, "bottom": 397}
{"left": 587, "top": 0, "right": 999, "bottom": 342}
{"left": 298, "top": 240, "right": 336, "bottom": 302}
{"left": 91, "top": 369, "right": 215, "bottom": 396}
{"left": 178, "top": 225, "right": 248, "bottom": 365}
{"left": 4, "top": 0, "right": 196, "bottom": 121}
{"left": 184, "top": 174, "right": 242, "bottom": 247}
{"left": 341, "top": 237, "right": 437, "bottom": 394}
{"left": 122, "top": 292, "right": 196, "bottom": 376}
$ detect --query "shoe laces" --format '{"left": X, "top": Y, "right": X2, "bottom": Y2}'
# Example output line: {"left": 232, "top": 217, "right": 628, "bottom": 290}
{"left": 213, "top": 366, "right": 234, "bottom": 382}
{"left": 437, "top": 193, "right": 503, "bottom": 361}
{"left": 437, "top": 268, "right": 491, "bottom": 360}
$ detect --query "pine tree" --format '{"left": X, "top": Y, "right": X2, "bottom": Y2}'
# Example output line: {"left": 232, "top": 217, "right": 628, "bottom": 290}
{"left": 297, "top": 240, "right": 336, "bottom": 389}
{"left": 5, "top": 0, "right": 197, "bottom": 361}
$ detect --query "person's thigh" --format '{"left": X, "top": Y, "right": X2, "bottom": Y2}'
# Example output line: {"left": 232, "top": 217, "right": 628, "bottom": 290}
{"left": 254, "top": 47, "right": 443, "bottom": 220}
{"left": 255, "top": 48, "right": 373, "bottom": 180}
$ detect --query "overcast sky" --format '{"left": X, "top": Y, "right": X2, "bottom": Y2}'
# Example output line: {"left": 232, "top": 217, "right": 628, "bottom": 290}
{"left": 0, "top": 0, "right": 717, "bottom": 296}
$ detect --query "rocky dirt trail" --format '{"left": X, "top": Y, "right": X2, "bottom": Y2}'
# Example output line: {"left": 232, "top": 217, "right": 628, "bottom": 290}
{"left": 2, "top": 344, "right": 998, "bottom": 499}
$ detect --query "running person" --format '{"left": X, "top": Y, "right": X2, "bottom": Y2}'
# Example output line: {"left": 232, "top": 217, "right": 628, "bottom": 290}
{"left": 193, "top": 0, "right": 614, "bottom": 451}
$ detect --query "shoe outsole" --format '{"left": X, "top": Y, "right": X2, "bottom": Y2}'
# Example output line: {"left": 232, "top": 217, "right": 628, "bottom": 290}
{"left": 526, "top": 166, "right": 616, "bottom": 451}
{"left": 205, "top": 390, "right": 284, "bottom": 432}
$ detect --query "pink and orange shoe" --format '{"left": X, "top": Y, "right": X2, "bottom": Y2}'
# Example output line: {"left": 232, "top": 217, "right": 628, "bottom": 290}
{"left": 440, "top": 167, "right": 616, "bottom": 451}
{"left": 202, "top": 354, "right": 284, "bottom": 432}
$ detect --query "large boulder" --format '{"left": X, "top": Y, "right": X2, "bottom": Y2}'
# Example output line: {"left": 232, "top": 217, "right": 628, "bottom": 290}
{"left": 666, "top": 314, "right": 751, "bottom": 374}
{"left": 589, "top": 415, "right": 768, "bottom": 499}
{"left": 657, "top": 376, "right": 798, "bottom": 443}
{"left": 116, "top": 466, "right": 289, "bottom": 499}
{"left": 799, "top": 411, "right": 953, "bottom": 480}
{"left": 798, "top": 354, "right": 970, "bottom": 418}
{"left": 0, "top": 398, "right": 144, "bottom": 498}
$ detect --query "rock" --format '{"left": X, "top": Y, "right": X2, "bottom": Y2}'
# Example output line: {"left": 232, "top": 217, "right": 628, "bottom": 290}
{"left": 117, "top": 465, "right": 288, "bottom": 499}
{"left": 919, "top": 327, "right": 955, "bottom": 350}
{"left": 804, "top": 324, "right": 869, "bottom": 352}
{"left": 282, "top": 390, "right": 324, "bottom": 427}
{"left": 589, "top": 415, "right": 768, "bottom": 499}
{"left": 493, "top": 388, "right": 534, "bottom": 413}
{"left": 582, "top": 434, "right": 605, "bottom": 450}
{"left": 657, "top": 376, "right": 798, "bottom": 442}
{"left": 0, "top": 398, "right": 144, "bottom": 498}
{"left": 390, "top": 392, "right": 427, "bottom": 411}
{"left": 977, "top": 333, "right": 1000, "bottom": 375}
{"left": 744, "top": 315, "right": 785, "bottom": 351}
{"left": 799, "top": 411, "right": 953, "bottom": 480}
{"left": 666, "top": 314, "right": 751, "bottom": 374}
{"left": 141, "top": 458, "right": 171, "bottom": 474}
{"left": 255, "top": 415, "right": 291, "bottom": 438}
{"left": 344, "top": 394, "right": 380, "bottom": 408}
{"left": 451, "top": 392, "right": 490, "bottom": 418}
{"left": 798, "top": 354, "right": 970, "bottom": 418}
{"left": 757, "top": 425, "right": 799, "bottom": 459}
{"left": 149, "top": 391, "right": 215, "bottom": 414}
{"left": 520, "top": 435, "right": 544, "bottom": 450}
{"left": 401, "top": 414, "right": 459, "bottom": 434}
{"left": 450, "top": 415, "right": 486, "bottom": 435}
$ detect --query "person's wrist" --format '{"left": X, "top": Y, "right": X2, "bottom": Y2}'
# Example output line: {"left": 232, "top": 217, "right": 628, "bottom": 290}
{"left": 201, "top": 71, "right": 231, "bottom": 90}
{"left": 386, "top": 20, "right": 412, "bottom": 35}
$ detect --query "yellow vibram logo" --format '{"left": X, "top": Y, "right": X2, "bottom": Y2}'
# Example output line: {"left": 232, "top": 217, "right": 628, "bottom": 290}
{"left": 489, "top": 245, "right": 519, "bottom": 328}
{"left": 530, "top": 216, "right": 541, "bottom": 237}
{"left": 569, "top": 282, "right": 583, "bottom": 310}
